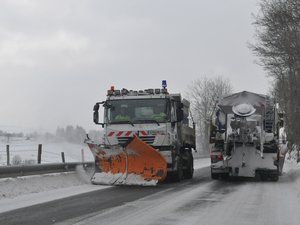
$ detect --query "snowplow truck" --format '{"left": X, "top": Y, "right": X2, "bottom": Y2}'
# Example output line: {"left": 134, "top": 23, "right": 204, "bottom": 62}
{"left": 210, "top": 91, "right": 284, "bottom": 181}
{"left": 85, "top": 82, "right": 195, "bottom": 185}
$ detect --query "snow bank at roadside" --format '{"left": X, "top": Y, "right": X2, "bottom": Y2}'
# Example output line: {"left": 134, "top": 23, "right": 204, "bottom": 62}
{"left": 0, "top": 184, "right": 110, "bottom": 214}
{"left": 0, "top": 169, "right": 90, "bottom": 200}
{"left": 282, "top": 146, "right": 300, "bottom": 172}
{"left": 0, "top": 165, "right": 110, "bottom": 213}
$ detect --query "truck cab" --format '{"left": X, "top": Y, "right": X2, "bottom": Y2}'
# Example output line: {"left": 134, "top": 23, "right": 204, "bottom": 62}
{"left": 93, "top": 82, "right": 195, "bottom": 181}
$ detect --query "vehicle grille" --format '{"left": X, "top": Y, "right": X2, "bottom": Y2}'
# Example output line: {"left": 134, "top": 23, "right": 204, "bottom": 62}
{"left": 117, "top": 136, "right": 156, "bottom": 145}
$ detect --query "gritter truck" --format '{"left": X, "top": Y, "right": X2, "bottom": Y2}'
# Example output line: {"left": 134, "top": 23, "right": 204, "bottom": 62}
{"left": 209, "top": 91, "right": 284, "bottom": 181}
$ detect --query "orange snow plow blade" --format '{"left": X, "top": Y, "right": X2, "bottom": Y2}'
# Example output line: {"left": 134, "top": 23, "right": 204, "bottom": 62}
{"left": 86, "top": 136, "right": 167, "bottom": 186}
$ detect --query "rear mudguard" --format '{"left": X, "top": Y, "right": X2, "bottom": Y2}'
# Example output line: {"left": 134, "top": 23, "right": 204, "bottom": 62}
{"left": 86, "top": 135, "right": 167, "bottom": 186}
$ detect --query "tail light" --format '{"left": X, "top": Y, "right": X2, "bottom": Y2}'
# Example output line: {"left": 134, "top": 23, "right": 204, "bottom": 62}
{"left": 210, "top": 154, "right": 223, "bottom": 163}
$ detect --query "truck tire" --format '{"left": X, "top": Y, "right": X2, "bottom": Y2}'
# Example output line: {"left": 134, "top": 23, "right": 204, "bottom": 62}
{"left": 211, "top": 169, "right": 219, "bottom": 180}
{"left": 172, "top": 158, "right": 183, "bottom": 182}
{"left": 270, "top": 174, "right": 279, "bottom": 182}
{"left": 220, "top": 173, "right": 229, "bottom": 180}
{"left": 183, "top": 152, "right": 194, "bottom": 179}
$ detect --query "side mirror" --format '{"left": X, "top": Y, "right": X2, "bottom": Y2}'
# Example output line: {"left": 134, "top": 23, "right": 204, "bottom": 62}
{"left": 93, "top": 103, "right": 100, "bottom": 124}
{"left": 93, "top": 110, "right": 99, "bottom": 124}
{"left": 93, "top": 103, "right": 99, "bottom": 111}
{"left": 93, "top": 102, "right": 104, "bottom": 127}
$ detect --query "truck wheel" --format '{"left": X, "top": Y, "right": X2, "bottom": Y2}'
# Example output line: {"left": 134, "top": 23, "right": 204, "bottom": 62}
{"left": 173, "top": 158, "right": 183, "bottom": 182}
{"left": 220, "top": 173, "right": 229, "bottom": 180}
{"left": 211, "top": 169, "right": 219, "bottom": 180}
{"left": 271, "top": 174, "right": 279, "bottom": 182}
{"left": 183, "top": 153, "right": 194, "bottom": 179}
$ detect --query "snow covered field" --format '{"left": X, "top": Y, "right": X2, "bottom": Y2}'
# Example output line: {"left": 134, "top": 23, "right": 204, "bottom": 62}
{"left": 0, "top": 137, "right": 94, "bottom": 165}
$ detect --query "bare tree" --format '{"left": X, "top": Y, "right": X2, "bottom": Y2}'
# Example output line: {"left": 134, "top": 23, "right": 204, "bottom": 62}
{"left": 187, "top": 76, "right": 232, "bottom": 152}
{"left": 251, "top": 0, "right": 300, "bottom": 147}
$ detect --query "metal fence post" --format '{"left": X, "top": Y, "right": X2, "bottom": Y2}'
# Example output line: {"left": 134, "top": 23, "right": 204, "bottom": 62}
{"left": 6, "top": 145, "right": 10, "bottom": 166}
{"left": 61, "top": 152, "right": 65, "bottom": 163}
{"left": 37, "top": 144, "right": 42, "bottom": 164}
{"left": 81, "top": 149, "right": 85, "bottom": 163}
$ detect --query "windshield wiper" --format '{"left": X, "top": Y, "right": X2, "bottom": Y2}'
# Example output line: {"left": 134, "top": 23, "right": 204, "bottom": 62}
{"left": 111, "top": 120, "right": 135, "bottom": 127}
{"left": 134, "top": 119, "right": 160, "bottom": 126}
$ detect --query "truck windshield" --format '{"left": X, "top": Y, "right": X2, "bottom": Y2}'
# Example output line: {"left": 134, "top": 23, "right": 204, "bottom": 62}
{"left": 106, "top": 99, "right": 170, "bottom": 124}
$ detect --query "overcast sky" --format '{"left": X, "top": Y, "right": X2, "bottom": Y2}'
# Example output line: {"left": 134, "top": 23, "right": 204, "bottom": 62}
{"left": 0, "top": 0, "right": 270, "bottom": 133}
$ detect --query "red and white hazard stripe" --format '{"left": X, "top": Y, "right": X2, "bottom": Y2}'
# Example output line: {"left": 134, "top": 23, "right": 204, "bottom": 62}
{"left": 107, "top": 130, "right": 148, "bottom": 137}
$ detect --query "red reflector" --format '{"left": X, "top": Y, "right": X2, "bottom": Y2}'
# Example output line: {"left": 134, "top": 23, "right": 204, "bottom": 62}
{"left": 217, "top": 155, "right": 222, "bottom": 159}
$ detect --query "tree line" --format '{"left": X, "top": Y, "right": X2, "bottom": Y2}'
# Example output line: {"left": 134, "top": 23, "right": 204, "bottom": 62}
{"left": 0, "top": 130, "right": 24, "bottom": 138}
{"left": 251, "top": 0, "right": 300, "bottom": 148}
{"left": 55, "top": 125, "right": 102, "bottom": 144}
{"left": 0, "top": 126, "right": 102, "bottom": 145}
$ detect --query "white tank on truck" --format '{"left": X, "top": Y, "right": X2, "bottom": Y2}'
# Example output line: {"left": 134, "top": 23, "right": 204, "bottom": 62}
{"left": 85, "top": 81, "right": 196, "bottom": 185}
{"left": 209, "top": 91, "right": 285, "bottom": 181}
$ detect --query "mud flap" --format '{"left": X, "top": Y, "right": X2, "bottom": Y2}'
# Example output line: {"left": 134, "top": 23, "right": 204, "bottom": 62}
{"left": 86, "top": 136, "right": 167, "bottom": 186}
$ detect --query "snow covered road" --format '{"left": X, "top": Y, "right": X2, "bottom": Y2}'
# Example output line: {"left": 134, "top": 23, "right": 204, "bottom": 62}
{"left": 67, "top": 163, "right": 300, "bottom": 225}
{"left": 1, "top": 158, "right": 300, "bottom": 225}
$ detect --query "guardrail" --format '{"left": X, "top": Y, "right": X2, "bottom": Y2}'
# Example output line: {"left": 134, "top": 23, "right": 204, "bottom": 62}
{"left": 0, "top": 162, "right": 94, "bottom": 179}
{"left": 0, "top": 154, "right": 209, "bottom": 179}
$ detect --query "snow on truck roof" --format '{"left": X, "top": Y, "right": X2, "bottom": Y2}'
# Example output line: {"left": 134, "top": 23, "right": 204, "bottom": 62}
{"left": 218, "top": 91, "right": 270, "bottom": 114}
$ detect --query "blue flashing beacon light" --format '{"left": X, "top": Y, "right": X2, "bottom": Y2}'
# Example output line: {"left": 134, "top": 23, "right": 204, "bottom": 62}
{"left": 162, "top": 80, "right": 167, "bottom": 89}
